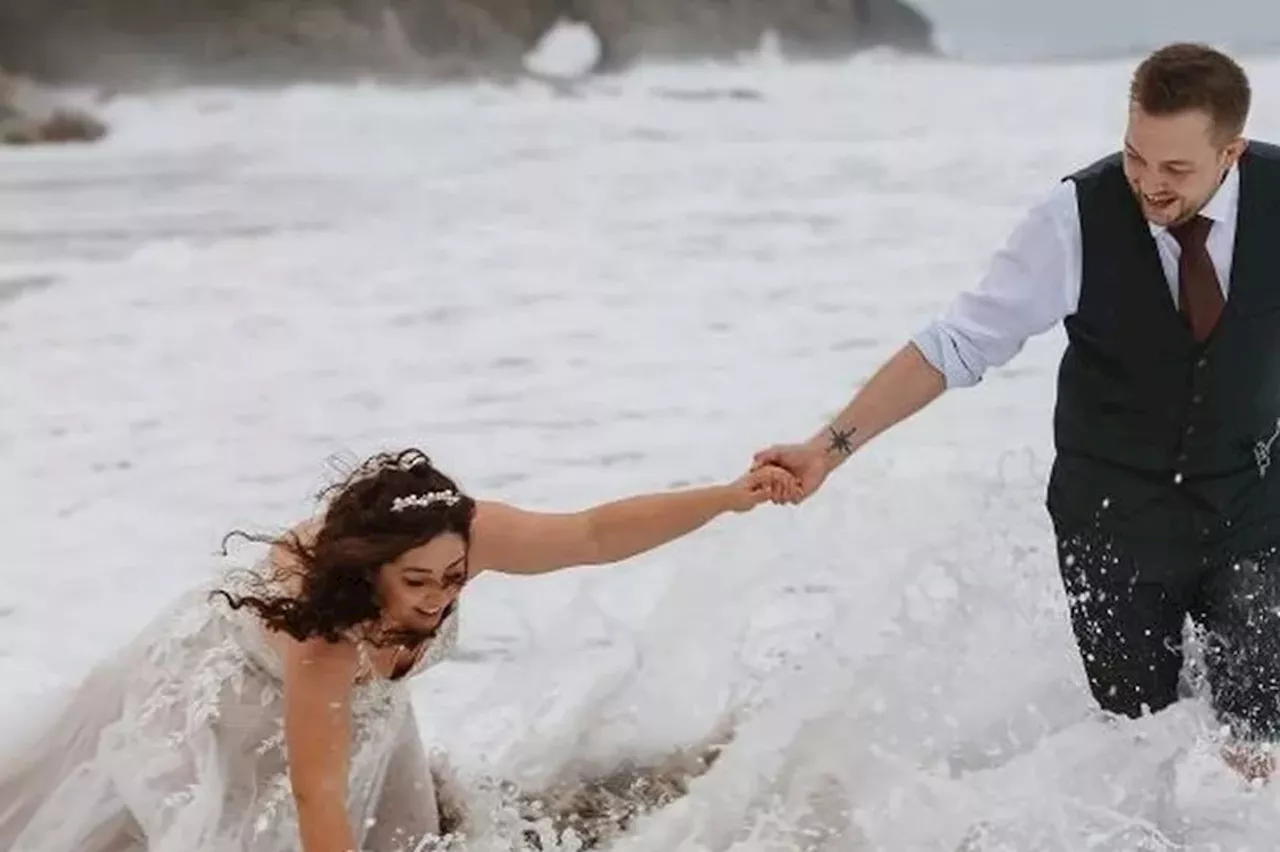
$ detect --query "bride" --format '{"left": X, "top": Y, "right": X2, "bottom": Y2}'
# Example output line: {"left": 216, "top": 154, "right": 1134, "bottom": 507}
{"left": 0, "top": 447, "right": 797, "bottom": 852}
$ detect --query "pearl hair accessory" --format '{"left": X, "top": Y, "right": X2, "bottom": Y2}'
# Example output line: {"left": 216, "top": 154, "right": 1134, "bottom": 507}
{"left": 390, "top": 491, "right": 461, "bottom": 512}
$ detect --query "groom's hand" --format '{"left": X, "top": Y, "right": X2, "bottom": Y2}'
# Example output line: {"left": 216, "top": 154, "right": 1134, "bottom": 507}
{"left": 750, "top": 442, "right": 829, "bottom": 504}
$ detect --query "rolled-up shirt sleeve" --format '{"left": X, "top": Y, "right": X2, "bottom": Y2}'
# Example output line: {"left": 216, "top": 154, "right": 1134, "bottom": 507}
{"left": 911, "top": 178, "right": 1083, "bottom": 388}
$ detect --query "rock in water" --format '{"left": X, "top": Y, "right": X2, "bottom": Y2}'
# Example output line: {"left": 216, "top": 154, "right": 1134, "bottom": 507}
{"left": 430, "top": 734, "right": 732, "bottom": 849}
{"left": 0, "top": 69, "right": 107, "bottom": 145}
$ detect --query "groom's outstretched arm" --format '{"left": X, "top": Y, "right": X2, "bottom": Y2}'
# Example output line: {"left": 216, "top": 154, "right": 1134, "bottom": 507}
{"left": 814, "top": 341, "right": 945, "bottom": 464}
{"left": 756, "top": 178, "right": 1083, "bottom": 501}
{"left": 753, "top": 343, "right": 944, "bottom": 500}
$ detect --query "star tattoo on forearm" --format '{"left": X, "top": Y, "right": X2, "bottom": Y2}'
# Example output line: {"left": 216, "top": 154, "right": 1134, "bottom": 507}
{"left": 826, "top": 424, "right": 856, "bottom": 456}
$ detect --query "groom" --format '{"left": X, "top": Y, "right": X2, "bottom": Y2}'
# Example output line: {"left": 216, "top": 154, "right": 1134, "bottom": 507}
{"left": 755, "top": 42, "right": 1280, "bottom": 778}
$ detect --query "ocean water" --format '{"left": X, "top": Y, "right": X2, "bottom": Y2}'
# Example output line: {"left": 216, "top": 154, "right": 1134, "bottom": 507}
{"left": 6, "top": 48, "right": 1280, "bottom": 850}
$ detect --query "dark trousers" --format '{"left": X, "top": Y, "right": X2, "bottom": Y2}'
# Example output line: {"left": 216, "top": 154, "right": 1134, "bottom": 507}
{"left": 1048, "top": 454, "right": 1280, "bottom": 739}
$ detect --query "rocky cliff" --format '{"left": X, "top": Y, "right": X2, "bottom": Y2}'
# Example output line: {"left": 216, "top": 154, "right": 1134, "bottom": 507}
{"left": 0, "top": 69, "right": 107, "bottom": 144}
{"left": 0, "top": 0, "right": 937, "bottom": 88}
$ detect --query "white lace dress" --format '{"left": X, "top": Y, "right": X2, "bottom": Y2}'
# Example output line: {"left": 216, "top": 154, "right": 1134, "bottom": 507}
{"left": 0, "top": 573, "right": 457, "bottom": 852}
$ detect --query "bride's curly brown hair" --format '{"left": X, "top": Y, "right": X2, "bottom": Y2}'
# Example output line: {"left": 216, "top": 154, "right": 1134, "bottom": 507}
{"left": 214, "top": 448, "right": 477, "bottom": 645}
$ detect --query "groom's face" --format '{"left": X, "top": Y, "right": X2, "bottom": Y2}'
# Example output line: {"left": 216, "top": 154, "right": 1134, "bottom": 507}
{"left": 1122, "top": 103, "right": 1245, "bottom": 228}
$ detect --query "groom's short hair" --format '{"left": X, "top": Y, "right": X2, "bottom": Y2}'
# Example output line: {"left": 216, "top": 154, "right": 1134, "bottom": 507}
{"left": 1130, "top": 43, "right": 1251, "bottom": 143}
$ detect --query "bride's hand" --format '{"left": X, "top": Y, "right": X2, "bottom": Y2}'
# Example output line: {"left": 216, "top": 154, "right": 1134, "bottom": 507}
{"left": 725, "top": 464, "right": 802, "bottom": 512}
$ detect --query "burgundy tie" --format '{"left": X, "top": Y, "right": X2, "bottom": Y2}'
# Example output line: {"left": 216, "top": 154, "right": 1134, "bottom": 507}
{"left": 1169, "top": 214, "right": 1224, "bottom": 342}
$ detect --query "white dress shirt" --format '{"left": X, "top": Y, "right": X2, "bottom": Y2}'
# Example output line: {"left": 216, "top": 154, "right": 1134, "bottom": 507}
{"left": 912, "top": 163, "right": 1241, "bottom": 388}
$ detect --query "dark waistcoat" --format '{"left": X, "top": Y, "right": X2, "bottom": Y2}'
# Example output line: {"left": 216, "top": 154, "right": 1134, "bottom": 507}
{"left": 1049, "top": 142, "right": 1280, "bottom": 538}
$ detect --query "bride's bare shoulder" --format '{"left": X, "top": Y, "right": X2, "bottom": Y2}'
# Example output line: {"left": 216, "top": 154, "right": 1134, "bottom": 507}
{"left": 278, "top": 631, "right": 361, "bottom": 684}
{"left": 281, "top": 516, "right": 322, "bottom": 551}
{"left": 265, "top": 516, "right": 323, "bottom": 583}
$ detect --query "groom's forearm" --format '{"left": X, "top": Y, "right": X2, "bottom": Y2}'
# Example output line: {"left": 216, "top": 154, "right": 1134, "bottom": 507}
{"left": 806, "top": 342, "right": 946, "bottom": 474}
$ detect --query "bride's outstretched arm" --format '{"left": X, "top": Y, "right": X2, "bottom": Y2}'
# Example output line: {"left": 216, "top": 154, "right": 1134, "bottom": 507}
{"left": 281, "top": 636, "right": 362, "bottom": 852}
{"left": 466, "top": 465, "right": 798, "bottom": 576}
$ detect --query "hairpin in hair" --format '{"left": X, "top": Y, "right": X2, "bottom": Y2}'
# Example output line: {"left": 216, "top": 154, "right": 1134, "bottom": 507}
{"left": 390, "top": 491, "right": 461, "bottom": 512}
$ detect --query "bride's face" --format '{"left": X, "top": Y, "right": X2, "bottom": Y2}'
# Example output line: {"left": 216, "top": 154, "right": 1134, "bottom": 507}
{"left": 377, "top": 533, "right": 469, "bottom": 634}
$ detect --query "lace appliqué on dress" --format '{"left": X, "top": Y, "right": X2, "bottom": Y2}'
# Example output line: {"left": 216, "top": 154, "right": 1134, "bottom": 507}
{"left": 94, "top": 571, "right": 457, "bottom": 851}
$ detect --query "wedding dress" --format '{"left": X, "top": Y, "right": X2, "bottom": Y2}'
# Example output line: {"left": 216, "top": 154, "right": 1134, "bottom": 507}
{"left": 0, "top": 569, "right": 457, "bottom": 852}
